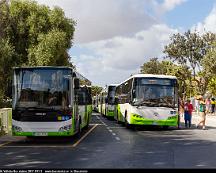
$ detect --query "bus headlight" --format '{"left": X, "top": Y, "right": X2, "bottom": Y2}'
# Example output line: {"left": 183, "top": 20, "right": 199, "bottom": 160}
{"left": 58, "top": 124, "right": 72, "bottom": 132}
{"left": 12, "top": 125, "right": 23, "bottom": 132}
{"left": 170, "top": 111, "right": 176, "bottom": 115}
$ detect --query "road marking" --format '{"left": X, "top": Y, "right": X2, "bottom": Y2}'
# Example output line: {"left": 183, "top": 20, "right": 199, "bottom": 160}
{"left": 0, "top": 124, "right": 99, "bottom": 148}
{"left": 112, "top": 133, "right": 116, "bottom": 136}
{"left": 108, "top": 129, "right": 113, "bottom": 132}
{"left": 115, "top": 137, "right": 120, "bottom": 141}
{"left": 0, "top": 141, "right": 12, "bottom": 148}
{"left": 89, "top": 123, "right": 104, "bottom": 126}
{"left": 72, "top": 124, "right": 98, "bottom": 147}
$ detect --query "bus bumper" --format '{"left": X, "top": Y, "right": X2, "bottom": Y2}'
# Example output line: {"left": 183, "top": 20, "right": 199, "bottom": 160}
{"left": 130, "top": 114, "right": 178, "bottom": 126}
{"left": 106, "top": 111, "right": 115, "bottom": 117}
{"left": 12, "top": 130, "right": 75, "bottom": 137}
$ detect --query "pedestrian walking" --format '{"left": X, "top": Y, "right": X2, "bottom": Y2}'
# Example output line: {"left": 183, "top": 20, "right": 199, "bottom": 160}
{"left": 196, "top": 96, "right": 207, "bottom": 130}
{"left": 211, "top": 98, "right": 216, "bottom": 115}
{"left": 184, "top": 99, "right": 193, "bottom": 128}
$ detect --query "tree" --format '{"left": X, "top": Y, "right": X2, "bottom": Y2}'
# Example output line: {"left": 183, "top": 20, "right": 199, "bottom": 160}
{"left": 164, "top": 30, "right": 216, "bottom": 95}
{"left": 0, "top": 38, "right": 15, "bottom": 106}
{"left": 201, "top": 41, "right": 216, "bottom": 96}
{"left": 140, "top": 58, "right": 165, "bottom": 74}
{"left": 91, "top": 86, "right": 103, "bottom": 97}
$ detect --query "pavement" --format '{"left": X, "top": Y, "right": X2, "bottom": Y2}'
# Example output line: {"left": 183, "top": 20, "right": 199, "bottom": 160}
{"left": 180, "top": 111, "right": 216, "bottom": 128}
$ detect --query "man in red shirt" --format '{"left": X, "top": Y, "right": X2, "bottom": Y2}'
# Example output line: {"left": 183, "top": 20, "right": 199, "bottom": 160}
{"left": 184, "top": 99, "right": 194, "bottom": 128}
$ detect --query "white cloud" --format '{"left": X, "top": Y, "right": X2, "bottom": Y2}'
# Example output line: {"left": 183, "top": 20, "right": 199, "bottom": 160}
{"left": 36, "top": 0, "right": 158, "bottom": 44}
{"left": 74, "top": 24, "right": 177, "bottom": 86}
{"left": 192, "top": 5, "right": 216, "bottom": 34}
{"left": 161, "top": 0, "right": 186, "bottom": 11}
{"left": 153, "top": 0, "right": 187, "bottom": 17}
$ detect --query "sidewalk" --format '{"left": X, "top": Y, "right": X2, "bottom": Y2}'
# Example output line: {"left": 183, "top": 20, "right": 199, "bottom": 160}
{"left": 180, "top": 111, "right": 216, "bottom": 128}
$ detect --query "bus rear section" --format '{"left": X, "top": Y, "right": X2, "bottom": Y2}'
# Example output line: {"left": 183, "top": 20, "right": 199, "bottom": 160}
{"left": 115, "top": 74, "right": 179, "bottom": 128}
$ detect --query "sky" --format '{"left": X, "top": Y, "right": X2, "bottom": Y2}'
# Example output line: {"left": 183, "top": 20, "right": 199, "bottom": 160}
{"left": 35, "top": 0, "right": 216, "bottom": 87}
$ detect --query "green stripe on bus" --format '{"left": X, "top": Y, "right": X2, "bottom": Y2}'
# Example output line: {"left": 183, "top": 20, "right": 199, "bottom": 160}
{"left": 130, "top": 113, "right": 178, "bottom": 126}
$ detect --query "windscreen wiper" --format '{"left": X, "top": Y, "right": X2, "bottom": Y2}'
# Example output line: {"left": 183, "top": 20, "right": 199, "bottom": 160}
{"left": 135, "top": 100, "right": 159, "bottom": 107}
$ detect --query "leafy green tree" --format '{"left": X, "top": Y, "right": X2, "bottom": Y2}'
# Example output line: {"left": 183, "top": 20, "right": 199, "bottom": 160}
{"left": 0, "top": 38, "right": 15, "bottom": 106}
{"left": 164, "top": 30, "right": 204, "bottom": 78}
{"left": 164, "top": 30, "right": 216, "bottom": 95}
{"left": 140, "top": 58, "right": 165, "bottom": 74}
{"left": 201, "top": 41, "right": 216, "bottom": 95}
{"left": 91, "top": 86, "right": 103, "bottom": 97}
{"left": 28, "top": 29, "right": 69, "bottom": 66}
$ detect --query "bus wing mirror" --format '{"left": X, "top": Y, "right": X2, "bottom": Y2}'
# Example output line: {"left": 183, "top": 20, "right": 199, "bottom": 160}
{"left": 74, "top": 78, "right": 80, "bottom": 89}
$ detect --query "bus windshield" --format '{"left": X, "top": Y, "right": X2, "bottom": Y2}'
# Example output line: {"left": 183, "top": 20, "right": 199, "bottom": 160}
{"left": 13, "top": 68, "right": 70, "bottom": 110}
{"left": 133, "top": 78, "right": 176, "bottom": 108}
{"left": 108, "top": 86, "right": 116, "bottom": 105}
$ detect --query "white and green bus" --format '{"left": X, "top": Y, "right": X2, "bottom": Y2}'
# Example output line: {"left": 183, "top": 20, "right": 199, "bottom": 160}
{"left": 98, "top": 89, "right": 107, "bottom": 116}
{"left": 92, "top": 95, "right": 99, "bottom": 112}
{"left": 12, "top": 66, "right": 92, "bottom": 137}
{"left": 97, "top": 84, "right": 117, "bottom": 118}
{"left": 114, "top": 74, "right": 179, "bottom": 129}
{"left": 105, "top": 84, "right": 117, "bottom": 118}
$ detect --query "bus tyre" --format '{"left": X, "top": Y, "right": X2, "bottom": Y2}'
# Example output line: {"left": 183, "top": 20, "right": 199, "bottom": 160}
{"left": 116, "top": 110, "right": 120, "bottom": 124}
{"left": 77, "top": 117, "right": 82, "bottom": 137}
{"left": 125, "top": 120, "right": 130, "bottom": 128}
{"left": 124, "top": 114, "right": 130, "bottom": 129}
{"left": 162, "top": 126, "right": 169, "bottom": 130}
{"left": 85, "top": 114, "right": 89, "bottom": 129}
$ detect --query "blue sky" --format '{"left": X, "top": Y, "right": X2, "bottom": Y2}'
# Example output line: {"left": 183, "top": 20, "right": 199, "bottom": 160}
{"left": 36, "top": 0, "right": 216, "bottom": 87}
{"left": 164, "top": 0, "right": 215, "bottom": 29}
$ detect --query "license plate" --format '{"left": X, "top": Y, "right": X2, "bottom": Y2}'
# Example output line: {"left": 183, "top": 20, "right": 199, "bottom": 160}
{"left": 34, "top": 132, "right": 48, "bottom": 136}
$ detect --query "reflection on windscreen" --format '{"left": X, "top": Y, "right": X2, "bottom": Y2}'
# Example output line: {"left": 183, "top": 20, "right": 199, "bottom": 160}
{"left": 14, "top": 69, "right": 70, "bottom": 109}
{"left": 133, "top": 81, "right": 175, "bottom": 108}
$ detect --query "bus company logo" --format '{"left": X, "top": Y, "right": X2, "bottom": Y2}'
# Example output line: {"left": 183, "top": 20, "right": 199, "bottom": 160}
{"left": 153, "top": 112, "right": 159, "bottom": 117}
{"left": 35, "top": 113, "right": 46, "bottom": 116}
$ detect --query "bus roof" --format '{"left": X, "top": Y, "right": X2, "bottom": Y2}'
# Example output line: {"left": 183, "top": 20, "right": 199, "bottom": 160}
{"left": 118, "top": 74, "right": 177, "bottom": 86}
{"left": 108, "top": 84, "right": 119, "bottom": 86}
{"left": 13, "top": 66, "right": 92, "bottom": 85}
{"left": 13, "top": 66, "right": 73, "bottom": 70}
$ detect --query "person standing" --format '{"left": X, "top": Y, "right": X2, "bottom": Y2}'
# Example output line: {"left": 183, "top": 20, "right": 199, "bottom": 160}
{"left": 184, "top": 99, "right": 193, "bottom": 128}
{"left": 211, "top": 98, "right": 216, "bottom": 115}
{"left": 196, "top": 96, "right": 207, "bottom": 130}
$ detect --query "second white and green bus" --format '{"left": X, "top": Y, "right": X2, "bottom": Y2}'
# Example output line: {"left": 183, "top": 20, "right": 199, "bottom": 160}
{"left": 114, "top": 74, "right": 179, "bottom": 129}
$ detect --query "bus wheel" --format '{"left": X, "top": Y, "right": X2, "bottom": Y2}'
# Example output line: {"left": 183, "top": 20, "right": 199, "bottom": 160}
{"left": 78, "top": 117, "right": 82, "bottom": 137}
{"left": 124, "top": 114, "right": 130, "bottom": 129}
{"left": 85, "top": 114, "right": 90, "bottom": 129}
{"left": 162, "top": 126, "right": 169, "bottom": 130}
{"left": 116, "top": 110, "right": 120, "bottom": 124}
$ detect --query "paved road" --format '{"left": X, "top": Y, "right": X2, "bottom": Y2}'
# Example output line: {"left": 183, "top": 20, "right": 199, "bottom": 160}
{"left": 1, "top": 112, "right": 216, "bottom": 169}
